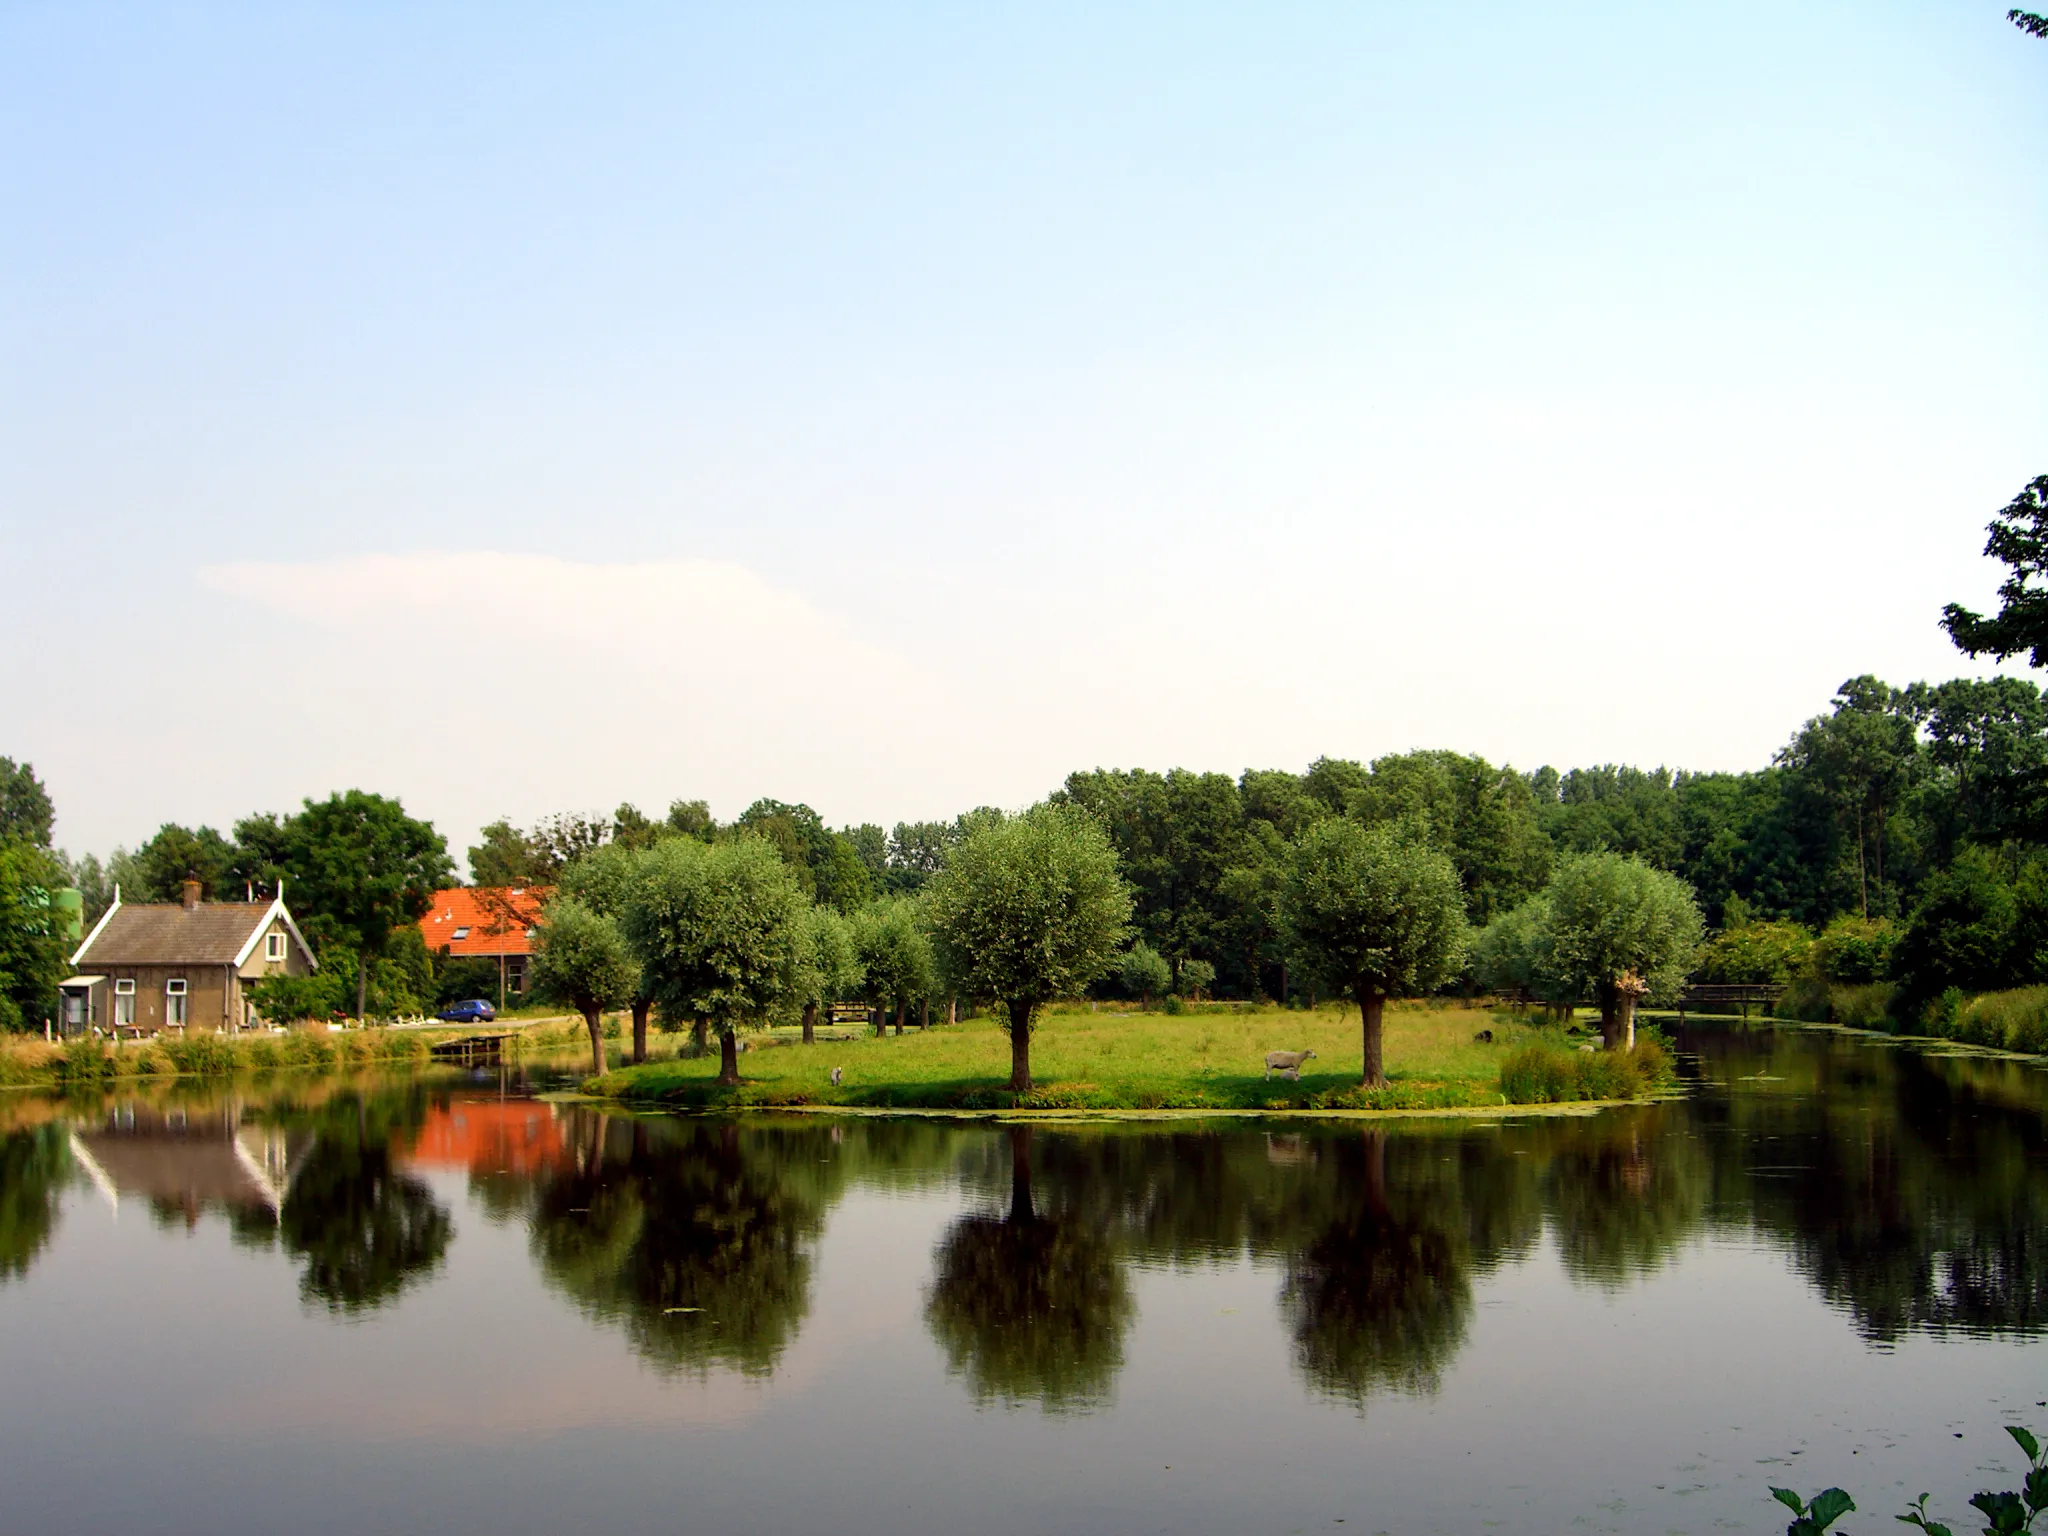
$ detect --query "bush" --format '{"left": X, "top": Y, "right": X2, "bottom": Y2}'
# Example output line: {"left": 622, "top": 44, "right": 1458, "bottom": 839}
{"left": 1810, "top": 917, "right": 1899, "bottom": 984}
{"left": 1776, "top": 976, "right": 1832, "bottom": 1023}
{"left": 1499, "top": 1036, "right": 1670, "bottom": 1104}
{"left": 1774, "top": 978, "right": 1896, "bottom": 1028}
{"left": 1832, "top": 982, "right": 1895, "bottom": 1029}
{"left": 1893, "top": 849, "right": 2016, "bottom": 1002}
{"left": 1697, "top": 921, "right": 1812, "bottom": 985}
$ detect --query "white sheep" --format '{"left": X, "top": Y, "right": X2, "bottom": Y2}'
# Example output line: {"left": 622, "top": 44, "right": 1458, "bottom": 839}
{"left": 1264, "top": 1048, "right": 1317, "bottom": 1081}
{"left": 830, "top": 1066, "right": 843, "bottom": 1086}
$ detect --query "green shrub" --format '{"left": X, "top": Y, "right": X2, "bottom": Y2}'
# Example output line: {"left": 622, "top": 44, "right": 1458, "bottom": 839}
{"left": 1833, "top": 983, "right": 1895, "bottom": 1029}
{"left": 1697, "top": 921, "right": 1812, "bottom": 984}
{"left": 1773, "top": 978, "right": 1894, "bottom": 1028}
{"left": 1162, "top": 994, "right": 1185, "bottom": 1015}
{"left": 1775, "top": 976, "right": 1832, "bottom": 1022}
{"left": 1499, "top": 1036, "right": 1669, "bottom": 1104}
{"left": 1810, "top": 916, "right": 1899, "bottom": 983}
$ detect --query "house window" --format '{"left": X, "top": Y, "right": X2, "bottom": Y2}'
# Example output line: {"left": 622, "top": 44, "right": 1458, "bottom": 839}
{"left": 265, "top": 931, "right": 286, "bottom": 962}
{"left": 166, "top": 978, "right": 188, "bottom": 1028}
{"left": 114, "top": 979, "right": 135, "bottom": 1028}
{"left": 451, "top": 927, "right": 470, "bottom": 941}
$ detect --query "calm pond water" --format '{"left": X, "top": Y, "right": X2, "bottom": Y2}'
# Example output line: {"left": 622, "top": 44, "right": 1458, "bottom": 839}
{"left": 3, "top": 1024, "right": 2046, "bottom": 1535}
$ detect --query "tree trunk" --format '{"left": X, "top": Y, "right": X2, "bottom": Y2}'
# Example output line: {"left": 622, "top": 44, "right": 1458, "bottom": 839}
{"left": 801, "top": 1002, "right": 817, "bottom": 1045}
{"left": 920, "top": 998, "right": 929, "bottom": 1031}
{"left": 583, "top": 1006, "right": 606, "bottom": 1077}
{"left": 1618, "top": 989, "right": 1637, "bottom": 1051}
{"left": 692, "top": 1014, "right": 707, "bottom": 1054}
{"left": 718, "top": 1027, "right": 739, "bottom": 1086}
{"left": 894, "top": 1002, "right": 905, "bottom": 1036}
{"left": 1598, "top": 984, "right": 1621, "bottom": 1050}
{"left": 497, "top": 954, "right": 506, "bottom": 1012}
{"left": 1007, "top": 1000, "right": 1034, "bottom": 1093}
{"left": 357, "top": 958, "right": 369, "bottom": 1024}
{"left": 631, "top": 999, "right": 650, "bottom": 1065}
{"left": 1359, "top": 991, "right": 1387, "bottom": 1090}
{"left": 873, "top": 1006, "right": 887, "bottom": 1038}
{"left": 948, "top": 997, "right": 957, "bottom": 1026}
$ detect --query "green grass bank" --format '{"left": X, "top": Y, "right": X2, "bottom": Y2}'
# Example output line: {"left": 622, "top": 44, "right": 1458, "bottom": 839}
{"left": 585, "top": 1001, "right": 1671, "bottom": 1112}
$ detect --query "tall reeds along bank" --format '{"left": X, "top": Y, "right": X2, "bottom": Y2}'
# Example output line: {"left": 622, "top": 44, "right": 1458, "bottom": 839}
{"left": 1919, "top": 985, "right": 2048, "bottom": 1054}
{"left": 1499, "top": 1035, "right": 1670, "bottom": 1104}
{"left": 15, "top": 1027, "right": 437, "bottom": 1088}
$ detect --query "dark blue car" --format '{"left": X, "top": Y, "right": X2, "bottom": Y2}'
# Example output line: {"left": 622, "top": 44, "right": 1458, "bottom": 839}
{"left": 437, "top": 999, "right": 497, "bottom": 1024}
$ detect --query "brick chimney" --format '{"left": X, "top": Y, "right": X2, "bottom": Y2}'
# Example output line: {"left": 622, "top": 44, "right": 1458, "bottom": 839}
{"left": 181, "top": 879, "right": 201, "bottom": 912}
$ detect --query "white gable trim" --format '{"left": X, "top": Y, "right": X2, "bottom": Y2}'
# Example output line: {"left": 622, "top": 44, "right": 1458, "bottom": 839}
{"left": 70, "top": 891, "right": 123, "bottom": 968}
{"left": 232, "top": 898, "right": 320, "bottom": 972}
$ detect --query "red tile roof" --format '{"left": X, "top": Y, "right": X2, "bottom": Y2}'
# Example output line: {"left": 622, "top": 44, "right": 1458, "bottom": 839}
{"left": 419, "top": 887, "right": 549, "bottom": 957}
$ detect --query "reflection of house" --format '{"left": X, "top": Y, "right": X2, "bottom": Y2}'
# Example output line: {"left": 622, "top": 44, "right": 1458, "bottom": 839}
{"left": 419, "top": 887, "right": 547, "bottom": 1005}
{"left": 60, "top": 880, "right": 318, "bottom": 1037}
{"left": 402, "top": 1099, "right": 565, "bottom": 1176}
{"left": 68, "top": 1104, "right": 313, "bottom": 1226}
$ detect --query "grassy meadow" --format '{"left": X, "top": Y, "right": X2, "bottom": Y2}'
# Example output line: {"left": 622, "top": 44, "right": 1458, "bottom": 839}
{"left": 590, "top": 1000, "right": 1563, "bottom": 1112}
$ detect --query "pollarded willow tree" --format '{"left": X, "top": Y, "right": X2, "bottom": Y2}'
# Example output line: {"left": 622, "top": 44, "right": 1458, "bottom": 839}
{"left": 1280, "top": 820, "right": 1468, "bottom": 1090}
{"left": 796, "top": 904, "right": 862, "bottom": 1045}
{"left": 556, "top": 841, "right": 657, "bottom": 1063}
{"left": 1541, "top": 852, "right": 1704, "bottom": 1050}
{"left": 853, "top": 896, "right": 935, "bottom": 1035}
{"left": 531, "top": 895, "right": 640, "bottom": 1077}
{"left": 925, "top": 803, "right": 1133, "bottom": 1093}
{"left": 623, "top": 835, "right": 809, "bottom": 1085}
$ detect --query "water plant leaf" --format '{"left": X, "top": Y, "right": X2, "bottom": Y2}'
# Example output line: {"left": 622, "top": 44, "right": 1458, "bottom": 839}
{"left": 2009, "top": 1425, "right": 2042, "bottom": 1463}
{"left": 1808, "top": 1488, "right": 1856, "bottom": 1528}
{"left": 1969, "top": 1489, "right": 2028, "bottom": 1534}
{"left": 2027, "top": 1466, "right": 2048, "bottom": 1514}
{"left": 1896, "top": 1493, "right": 1952, "bottom": 1536}
{"left": 1773, "top": 1488, "right": 1808, "bottom": 1514}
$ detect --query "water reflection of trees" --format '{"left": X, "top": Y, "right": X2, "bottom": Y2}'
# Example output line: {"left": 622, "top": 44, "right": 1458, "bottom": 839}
{"left": 0, "top": 1126, "right": 68, "bottom": 1282}
{"left": 250, "top": 1084, "right": 451, "bottom": 1314}
{"left": 1279, "top": 1132, "right": 1477, "bottom": 1404}
{"left": 925, "top": 1127, "right": 1135, "bottom": 1412}
{"left": 1681, "top": 1027, "right": 2048, "bottom": 1341}
{"left": 508, "top": 1113, "right": 843, "bottom": 1377}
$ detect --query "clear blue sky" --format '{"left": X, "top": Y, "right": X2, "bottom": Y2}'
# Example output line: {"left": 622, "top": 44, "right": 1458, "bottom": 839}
{"left": 3, "top": 2, "right": 2043, "bottom": 863}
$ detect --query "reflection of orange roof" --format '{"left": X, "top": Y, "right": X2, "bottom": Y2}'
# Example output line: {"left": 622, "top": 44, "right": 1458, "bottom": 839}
{"left": 419, "top": 887, "right": 549, "bottom": 957}
{"left": 404, "top": 1100, "right": 566, "bottom": 1175}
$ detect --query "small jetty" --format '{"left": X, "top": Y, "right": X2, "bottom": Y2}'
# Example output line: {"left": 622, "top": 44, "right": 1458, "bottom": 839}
{"left": 429, "top": 1032, "right": 514, "bottom": 1066}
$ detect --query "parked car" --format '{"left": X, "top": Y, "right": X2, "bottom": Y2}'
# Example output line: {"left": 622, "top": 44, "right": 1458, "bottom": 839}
{"left": 437, "top": 999, "right": 497, "bottom": 1024}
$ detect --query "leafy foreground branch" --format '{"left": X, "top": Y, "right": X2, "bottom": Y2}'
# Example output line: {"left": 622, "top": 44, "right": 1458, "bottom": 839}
{"left": 1773, "top": 1423, "right": 2048, "bottom": 1535}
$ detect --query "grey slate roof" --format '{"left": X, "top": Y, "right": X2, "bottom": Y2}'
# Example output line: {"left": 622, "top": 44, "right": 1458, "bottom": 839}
{"left": 76, "top": 903, "right": 273, "bottom": 966}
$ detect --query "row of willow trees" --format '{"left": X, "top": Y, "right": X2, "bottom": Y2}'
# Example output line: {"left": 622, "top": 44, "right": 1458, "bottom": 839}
{"left": 8, "top": 1031, "right": 2046, "bottom": 1408}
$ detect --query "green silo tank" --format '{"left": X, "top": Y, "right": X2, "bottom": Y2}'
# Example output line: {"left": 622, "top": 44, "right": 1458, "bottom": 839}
{"left": 53, "top": 887, "right": 84, "bottom": 944}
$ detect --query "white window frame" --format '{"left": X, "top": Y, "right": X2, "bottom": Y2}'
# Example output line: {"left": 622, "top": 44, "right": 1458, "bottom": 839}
{"left": 165, "top": 978, "right": 188, "bottom": 1028}
{"left": 114, "top": 979, "right": 135, "bottom": 1028}
{"left": 265, "top": 931, "right": 286, "bottom": 962}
